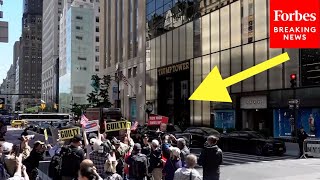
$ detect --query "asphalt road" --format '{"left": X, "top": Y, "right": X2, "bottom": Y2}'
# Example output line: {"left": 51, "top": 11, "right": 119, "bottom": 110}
{"left": 5, "top": 127, "right": 319, "bottom": 179}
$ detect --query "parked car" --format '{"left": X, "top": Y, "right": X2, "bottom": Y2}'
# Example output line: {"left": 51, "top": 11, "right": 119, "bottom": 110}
{"left": 219, "top": 131, "right": 286, "bottom": 156}
{"left": 183, "top": 127, "right": 220, "bottom": 148}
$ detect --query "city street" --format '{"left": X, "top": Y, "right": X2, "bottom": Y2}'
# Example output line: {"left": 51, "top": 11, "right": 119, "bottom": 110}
{"left": 5, "top": 127, "right": 312, "bottom": 180}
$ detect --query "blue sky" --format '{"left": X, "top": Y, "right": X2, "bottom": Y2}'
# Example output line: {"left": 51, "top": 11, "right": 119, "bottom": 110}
{"left": 0, "top": 0, "right": 23, "bottom": 84}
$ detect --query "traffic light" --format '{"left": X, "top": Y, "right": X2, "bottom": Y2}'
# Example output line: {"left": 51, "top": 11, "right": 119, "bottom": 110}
{"left": 290, "top": 74, "right": 297, "bottom": 88}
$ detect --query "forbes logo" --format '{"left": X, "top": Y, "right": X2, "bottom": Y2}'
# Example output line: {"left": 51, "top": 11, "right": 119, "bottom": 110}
{"left": 269, "top": 0, "right": 320, "bottom": 48}
{"left": 273, "top": 10, "right": 316, "bottom": 22}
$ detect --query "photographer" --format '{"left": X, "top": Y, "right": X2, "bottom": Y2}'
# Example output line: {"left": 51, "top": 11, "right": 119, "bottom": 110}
{"left": 23, "top": 141, "right": 46, "bottom": 180}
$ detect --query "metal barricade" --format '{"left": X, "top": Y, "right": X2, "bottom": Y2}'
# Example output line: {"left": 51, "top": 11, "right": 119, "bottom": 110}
{"left": 38, "top": 161, "right": 52, "bottom": 180}
{"left": 300, "top": 138, "right": 320, "bottom": 158}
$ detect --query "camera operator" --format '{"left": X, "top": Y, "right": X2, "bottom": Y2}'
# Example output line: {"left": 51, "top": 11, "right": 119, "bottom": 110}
{"left": 23, "top": 141, "right": 47, "bottom": 180}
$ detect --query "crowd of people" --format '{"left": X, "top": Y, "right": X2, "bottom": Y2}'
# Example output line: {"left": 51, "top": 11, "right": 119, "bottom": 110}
{"left": 0, "top": 123, "right": 223, "bottom": 180}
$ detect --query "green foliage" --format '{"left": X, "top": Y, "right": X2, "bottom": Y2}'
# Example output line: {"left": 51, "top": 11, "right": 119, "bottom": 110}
{"left": 87, "top": 75, "right": 112, "bottom": 108}
{"left": 70, "top": 103, "right": 90, "bottom": 117}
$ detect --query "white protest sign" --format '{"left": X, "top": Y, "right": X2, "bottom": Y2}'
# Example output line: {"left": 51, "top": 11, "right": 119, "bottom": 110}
{"left": 85, "top": 120, "right": 99, "bottom": 133}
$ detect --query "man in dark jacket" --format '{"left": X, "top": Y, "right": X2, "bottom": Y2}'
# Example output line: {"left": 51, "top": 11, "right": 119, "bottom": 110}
{"left": 297, "top": 127, "right": 309, "bottom": 157}
{"left": 23, "top": 141, "right": 46, "bottom": 180}
{"left": 198, "top": 135, "right": 223, "bottom": 180}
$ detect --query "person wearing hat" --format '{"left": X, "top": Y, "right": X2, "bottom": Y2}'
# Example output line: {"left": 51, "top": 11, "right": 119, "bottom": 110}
{"left": 23, "top": 140, "right": 46, "bottom": 180}
{"left": 60, "top": 134, "right": 85, "bottom": 180}
{"left": 198, "top": 135, "right": 223, "bottom": 180}
{"left": 125, "top": 143, "right": 149, "bottom": 180}
{"left": 141, "top": 134, "right": 151, "bottom": 157}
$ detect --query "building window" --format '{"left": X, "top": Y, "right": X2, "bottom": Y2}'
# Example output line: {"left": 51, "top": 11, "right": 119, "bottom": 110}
{"left": 76, "top": 16, "right": 83, "bottom": 20}
{"left": 96, "top": 36, "right": 99, "bottom": 42}
{"left": 95, "top": 46, "right": 99, "bottom": 52}
{"left": 76, "top": 36, "right": 83, "bottom": 40}
{"left": 96, "top": 27, "right": 99, "bottom": 32}
{"left": 95, "top": 66, "right": 99, "bottom": 72}
{"left": 95, "top": 56, "right": 99, "bottom": 62}
{"left": 128, "top": 68, "right": 132, "bottom": 78}
{"left": 133, "top": 67, "right": 137, "bottom": 77}
{"left": 76, "top": 26, "right": 82, "bottom": 30}
{"left": 96, "top": 16, "right": 99, "bottom": 22}
{"left": 78, "top": 57, "right": 87, "bottom": 61}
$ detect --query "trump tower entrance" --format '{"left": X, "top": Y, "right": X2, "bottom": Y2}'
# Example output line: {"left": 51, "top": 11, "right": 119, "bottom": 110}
{"left": 157, "top": 61, "right": 190, "bottom": 127}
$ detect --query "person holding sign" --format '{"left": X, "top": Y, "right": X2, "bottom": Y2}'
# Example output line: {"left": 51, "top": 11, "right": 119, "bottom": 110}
{"left": 60, "top": 134, "right": 85, "bottom": 180}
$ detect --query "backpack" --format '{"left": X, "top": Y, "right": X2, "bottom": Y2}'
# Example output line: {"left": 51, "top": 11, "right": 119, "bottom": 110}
{"left": 60, "top": 146, "right": 82, "bottom": 177}
{"left": 48, "top": 153, "right": 62, "bottom": 179}
{"left": 0, "top": 163, "right": 10, "bottom": 179}
{"left": 131, "top": 154, "right": 148, "bottom": 179}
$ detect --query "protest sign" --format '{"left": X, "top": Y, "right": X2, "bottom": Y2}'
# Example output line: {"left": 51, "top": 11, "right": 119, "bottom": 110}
{"left": 58, "top": 127, "right": 80, "bottom": 140}
{"left": 105, "top": 121, "right": 131, "bottom": 132}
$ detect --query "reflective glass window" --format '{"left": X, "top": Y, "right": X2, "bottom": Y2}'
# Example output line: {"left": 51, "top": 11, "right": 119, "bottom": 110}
{"left": 155, "top": 37, "right": 161, "bottom": 68}
{"left": 150, "top": 39, "right": 156, "bottom": 69}
{"left": 211, "top": 10, "right": 220, "bottom": 53}
{"left": 242, "top": 43, "right": 254, "bottom": 92}
{"left": 231, "top": 1, "right": 241, "bottom": 47}
{"left": 269, "top": 47, "right": 283, "bottom": 89}
{"left": 202, "top": 55, "right": 211, "bottom": 126}
{"left": 211, "top": 52, "right": 220, "bottom": 70}
{"left": 231, "top": 47, "right": 241, "bottom": 93}
{"left": 221, "top": 50, "right": 230, "bottom": 92}
{"left": 147, "top": 0, "right": 155, "bottom": 15}
{"left": 220, "top": 6, "right": 230, "bottom": 50}
{"left": 254, "top": 0, "right": 267, "bottom": 40}
{"left": 161, "top": 34, "right": 167, "bottom": 66}
{"left": 194, "top": 57, "right": 202, "bottom": 126}
{"left": 255, "top": 40, "right": 268, "bottom": 91}
{"left": 167, "top": 31, "right": 173, "bottom": 64}
{"left": 193, "top": 18, "right": 201, "bottom": 57}
{"left": 173, "top": 28, "right": 179, "bottom": 63}
{"left": 201, "top": 14, "right": 210, "bottom": 55}
{"left": 186, "top": 22, "right": 194, "bottom": 59}
{"left": 179, "top": 25, "right": 186, "bottom": 61}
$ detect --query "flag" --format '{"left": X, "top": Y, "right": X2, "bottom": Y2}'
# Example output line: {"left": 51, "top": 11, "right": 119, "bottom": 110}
{"left": 120, "top": 72, "right": 129, "bottom": 86}
{"left": 130, "top": 121, "right": 138, "bottom": 131}
{"left": 80, "top": 114, "right": 89, "bottom": 127}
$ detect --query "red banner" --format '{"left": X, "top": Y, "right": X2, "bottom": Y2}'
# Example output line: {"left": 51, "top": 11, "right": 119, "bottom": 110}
{"left": 148, "top": 114, "right": 169, "bottom": 126}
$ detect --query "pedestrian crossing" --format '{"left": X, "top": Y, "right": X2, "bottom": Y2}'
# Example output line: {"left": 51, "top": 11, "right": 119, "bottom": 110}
{"left": 192, "top": 150, "right": 295, "bottom": 167}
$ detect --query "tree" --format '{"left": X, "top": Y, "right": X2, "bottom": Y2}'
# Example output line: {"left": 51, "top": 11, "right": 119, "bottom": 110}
{"left": 70, "top": 103, "right": 89, "bottom": 117}
{"left": 87, "top": 75, "right": 112, "bottom": 108}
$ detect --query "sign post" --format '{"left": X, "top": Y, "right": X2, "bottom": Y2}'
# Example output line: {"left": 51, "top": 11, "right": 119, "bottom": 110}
{"left": 288, "top": 99, "right": 300, "bottom": 136}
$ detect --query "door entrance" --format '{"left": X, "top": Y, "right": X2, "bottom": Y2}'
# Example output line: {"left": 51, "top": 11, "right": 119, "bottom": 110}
{"left": 242, "top": 109, "right": 273, "bottom": 136}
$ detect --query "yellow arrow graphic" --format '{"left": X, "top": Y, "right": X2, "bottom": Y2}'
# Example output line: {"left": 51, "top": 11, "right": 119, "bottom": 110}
{"left": 189, "top": 52, "right": 290, "bottom": 102}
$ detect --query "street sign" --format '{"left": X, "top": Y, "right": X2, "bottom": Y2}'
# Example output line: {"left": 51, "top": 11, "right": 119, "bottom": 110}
{"left": 288, "top": 99, "right": 300, "bottom": 105}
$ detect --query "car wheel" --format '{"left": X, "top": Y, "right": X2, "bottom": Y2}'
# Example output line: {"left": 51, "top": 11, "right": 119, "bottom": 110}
{"left": 255, "top": 145, "right": 263, "bottom": 156}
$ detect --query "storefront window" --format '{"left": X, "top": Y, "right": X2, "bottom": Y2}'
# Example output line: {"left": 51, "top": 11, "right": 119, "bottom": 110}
{"left": 179, "top": 25, "right": 186, "bottom": 61}
{"left": 254, "top": 0, "right": 267, "bottom": 40}
{"left": 231, "top": 47, "right": 241, "bottom": 93}
{"left": 231, "top": 1, "right": 241, "bottom": 47}
{"left": 242, "top": 43, "right": 254, "bottom": 92}
{"left": 269, "top": 48, "right": 283, "bottom": 89}
{"left": 160, "top": 34, "right": 167, "bottom": 66}
{"left": 186, "top": 22, "right": 194, "bottom": 59}
{"left": 220, "top": 5, "right": 230, "bottom": 50}
{"left": 210, "top": 10, "right": 220, "bottom": 53}
{"left": 255, "top": 40, "right": 268, "bottom": 91}
{"left": 173, "top": 28, "right": 179, "bottom": 63}
{"left": 167, "top": 31, "right": 173, "bottom": 64}
{"left": 201, "top": 14, "right": 210, "bottom": 55}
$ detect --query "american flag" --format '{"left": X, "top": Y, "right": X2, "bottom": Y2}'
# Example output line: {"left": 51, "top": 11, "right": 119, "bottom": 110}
{"left": 120, "top": 71, "right": 129, "bottom": 86}
{"left": 80, "top": 114, "right": 89, "bottom": 127}
{"left": 130, "top": 121, "right": 138, "bottom": 131}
